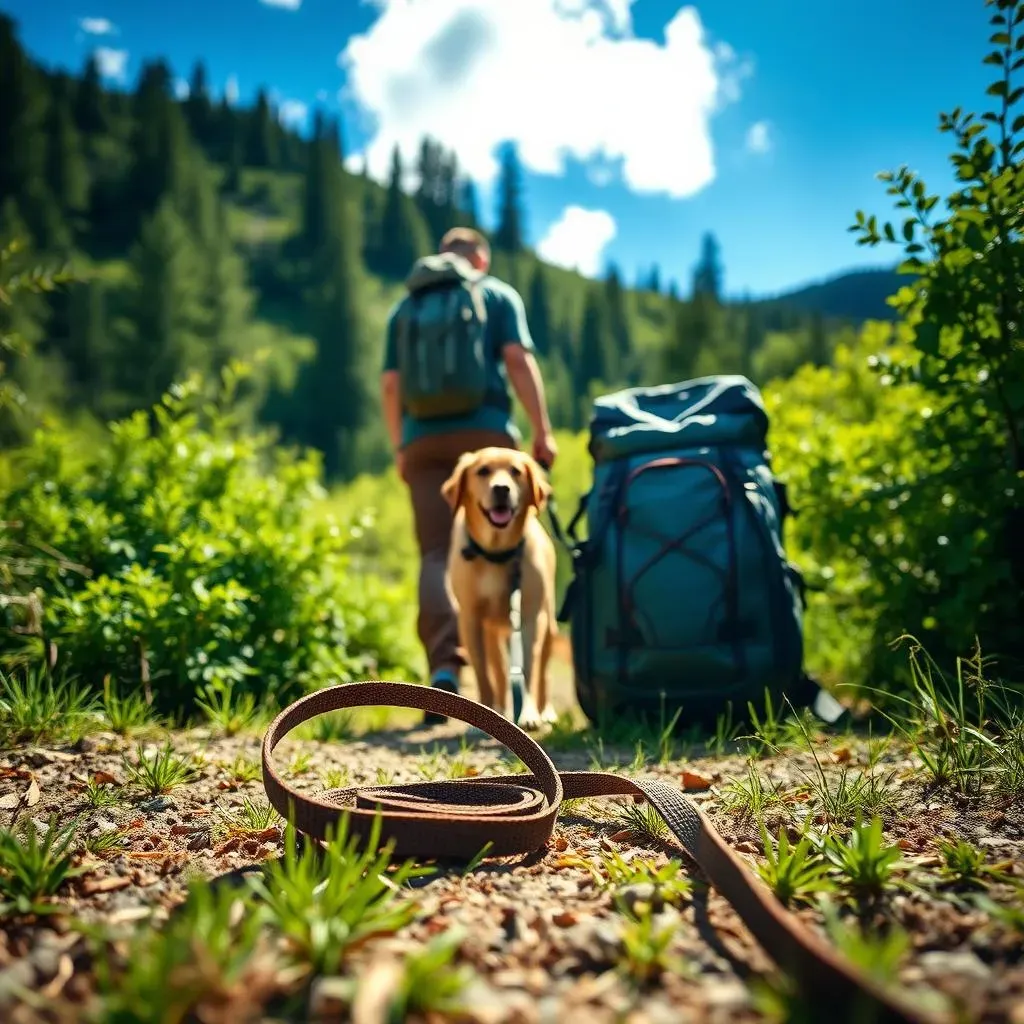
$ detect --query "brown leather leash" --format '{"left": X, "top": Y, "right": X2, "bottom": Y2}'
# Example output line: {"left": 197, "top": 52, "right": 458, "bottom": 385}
{"left": 262, "top": 680, "right": 933, "bottom": 1024}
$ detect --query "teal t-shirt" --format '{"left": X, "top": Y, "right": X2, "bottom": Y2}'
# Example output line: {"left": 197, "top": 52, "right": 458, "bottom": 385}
{"left": 382, "top": 275, "right": 534, "bottom": 449}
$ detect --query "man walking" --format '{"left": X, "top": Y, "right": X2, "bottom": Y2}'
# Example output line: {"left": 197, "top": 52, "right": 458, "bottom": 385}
{"left": 380, "top": 227, "right": 557, "bottom": 723}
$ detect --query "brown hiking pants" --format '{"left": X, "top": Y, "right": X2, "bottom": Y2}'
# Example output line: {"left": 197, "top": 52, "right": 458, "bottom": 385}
{"left": 403, "top": 428, "right": 518, "bottom": 678}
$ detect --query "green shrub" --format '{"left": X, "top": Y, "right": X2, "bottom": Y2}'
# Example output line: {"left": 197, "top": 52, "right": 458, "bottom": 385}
{"left": 0, "top": 366, "right": 419, "bottom": 718}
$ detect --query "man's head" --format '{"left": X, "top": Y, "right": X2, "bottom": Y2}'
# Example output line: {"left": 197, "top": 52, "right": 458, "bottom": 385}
{"left": 439, "top": 227, "right": 491, "bottom": 273}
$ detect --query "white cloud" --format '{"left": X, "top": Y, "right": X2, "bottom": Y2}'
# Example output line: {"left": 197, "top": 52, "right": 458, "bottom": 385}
{"left": 174, "top": 78, "right": 190, "bottom": 100}
{"left": 225, "top": 75, "right": 240, "bottom": 105}
{"left": 259, "top": 0, "right": 302, "bottom": 8}
{"left": 340, "top": 0, "right": 750, "bottom": 199}
{"left": 278, "top": 99, "right": 309, "bottom": 129}
{"left": 94, "top": 47, "right": 128, "bottom": 82}
{"left": 746, "top": 120, "right": 772, "bottom": 154}
{"left": 79, "top": 17, "right": 117, "bottom": 35}
{"left": 537, "top": 206, "right": 617, "bottom": 277}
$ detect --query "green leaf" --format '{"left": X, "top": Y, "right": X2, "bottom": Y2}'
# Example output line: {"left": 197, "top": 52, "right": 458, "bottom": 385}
{"left": 988, "top": 80, "right": 1009, "bottom": 98}
{"left": 902, "top": 219, "right": 916, "bottom": 242}
{"left": 915, "top": 321, "right": 941, "bottom": 357}
{"left": 984, "top": 51, "right": 1006, "bottom": 65}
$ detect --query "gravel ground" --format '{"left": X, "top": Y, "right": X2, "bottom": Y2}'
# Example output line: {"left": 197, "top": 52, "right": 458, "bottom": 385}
{"left": 1, "top": 661, "right": 1023, "bottom": 1023}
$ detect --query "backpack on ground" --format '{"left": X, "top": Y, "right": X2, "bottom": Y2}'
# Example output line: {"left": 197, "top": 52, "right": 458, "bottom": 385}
{"left": 557, "top": 374, "right": 818, "bottom": 729}
{"left": 393, "top": 253, "right": 490, "bottom": 420}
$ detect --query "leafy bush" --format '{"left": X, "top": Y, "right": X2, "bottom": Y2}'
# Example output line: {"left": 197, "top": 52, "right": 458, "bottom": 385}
{"left": 0, "top": 365, "right": 420, "bottom": 718}
{"left": 763, "top": 1, "right": 1024, "bottom": 692}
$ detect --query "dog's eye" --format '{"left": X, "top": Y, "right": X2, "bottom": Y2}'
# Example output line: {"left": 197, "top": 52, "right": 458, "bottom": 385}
{"left": 476, "top": 466, "right": 492, "bottom": 478}
{"left": 509, "top": 467, "right": 522, "bottom": 478}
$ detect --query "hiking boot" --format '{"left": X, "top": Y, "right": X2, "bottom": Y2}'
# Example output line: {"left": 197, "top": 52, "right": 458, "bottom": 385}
{"left": 424, "top": 669, "right": 458, "bottom": 725}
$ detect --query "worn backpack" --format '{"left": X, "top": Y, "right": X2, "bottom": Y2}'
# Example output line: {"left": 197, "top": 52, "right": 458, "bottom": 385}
{"left": 557, "top": 375, "right": 817, "bottom": 730}
{"left": 393, "top": 253, "right": 490, "bottom": 420}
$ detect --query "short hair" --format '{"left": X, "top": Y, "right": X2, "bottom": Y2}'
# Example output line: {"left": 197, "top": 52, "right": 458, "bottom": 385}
{"left": 439, "top": 226, "right": 490, "bottom": 262}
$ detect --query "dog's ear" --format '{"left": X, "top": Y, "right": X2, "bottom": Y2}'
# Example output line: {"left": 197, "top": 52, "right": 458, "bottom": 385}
{"left": 441, "top": 451, "right": 476, "bottom": 510}
{"left": 523, "top": 455, "right": 552, "bottom": 511}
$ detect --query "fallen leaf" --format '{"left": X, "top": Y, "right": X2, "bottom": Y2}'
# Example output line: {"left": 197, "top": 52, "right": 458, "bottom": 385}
{"left": 0, "top": 768, "right": 33, "bottom": 781}
{"left": 681, "top": 771, "right": 713, "bottom": 791}
{"left": 552, "top": 911, "right": 577, "bottom": 927}
{"left": 214, "top": 837, "right": 242, "bottom": 857}
{"left": 832, "top": 747, "right": 853, "bottom": 764}
{"left": 92, "top": 771, "right": 120, "bottom": 786}
{"left": 608, "top": 829, "right": 635, "bottom": 844}
{"left": 552, "top": 836, "right": 569, "bottom": 852}
{"left": 81, "top": 876, "right": 132, "bottom": 896}
{"left": 0, "top": 777, "right": 40, "bottom": 810}
{"left": 216, "top": 780, "right": 238, "bottom": 791}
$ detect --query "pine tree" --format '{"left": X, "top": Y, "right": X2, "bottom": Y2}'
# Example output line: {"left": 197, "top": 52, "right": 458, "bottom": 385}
{"left": 603, "top": 264, "right": 631, "bottom": 381}
{"left": 124, "top": 199, "right": 206, "bottom": 408}
{"left": 224, "top": 115, "right": 244, "bottom": 195}
{"left": 415, "top": 137, "right": 443, "bottom": 243}
{"left": 378, "top": 145, "right": 428, "bottom": 278}
{"left": 303, "top": 147, "right": 372, "bottom": 479}
{"left": 493, "top": 143, "right": 525, "bottom": 254}
{"left": 249, "top": 89, "right": 280, "bottom": 168}
{"left": 129, "top": 62, "right": 191, "bottom": 225}
{"left": 202, "top": 202, "right": 255, "bottom": 373}
{"left": 45, "top": 84, "right": 89, "bottom": 221}
{"left": 692, "top": 231, "right": 723, "bottom": 301}
{"left": 438, "top": 151, "right": 460, "bottom": 238}
{"left": 302, "top": 110, "right": 327, "bottom": 252}
{"left": 527, "top": 264, "right": 553, "bottom": 356}
{"left": 459, "top": 178, "right": 480, "bottom": 228}
{"left": 64, "top": 278, "right": 109, "bottom": 402}
{"left": 75, "top": 52, "right": 108, "bottom": 137}
{"left": 576, "top": 285, "right": 612, "bottom": 395}
{"left": 185, "top": 61, "right": 213, "bottom": 151}
{"left": 0, "top": 16, "right": 52, "bottom": 242}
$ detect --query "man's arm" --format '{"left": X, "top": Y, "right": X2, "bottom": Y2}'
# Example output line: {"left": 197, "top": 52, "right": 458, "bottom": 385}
{"left": 503, "top": 344, "right": 552, "bottom": 439}
{"left": 380, "top": 370, "right": 403, "bottom": 452}
{"left": 497, "top": 286, "right": 558, "bottom": 466}
{"left": 380, "top": 311, "right": 406, "bottom": 478}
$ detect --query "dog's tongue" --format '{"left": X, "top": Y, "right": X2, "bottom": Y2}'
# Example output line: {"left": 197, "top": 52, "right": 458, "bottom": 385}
{"left": 489, "top": 507, "right": 513, "bottom": 527}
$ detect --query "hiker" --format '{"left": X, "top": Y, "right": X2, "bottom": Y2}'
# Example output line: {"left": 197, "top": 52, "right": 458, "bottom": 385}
{"left": 380, "top": 226, "right": 558, "bottom": 723}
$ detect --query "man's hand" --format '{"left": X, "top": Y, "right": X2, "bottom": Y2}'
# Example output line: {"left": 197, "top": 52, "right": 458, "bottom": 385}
{"left": 532, "top": 431, "right": 558, "bottom": 470}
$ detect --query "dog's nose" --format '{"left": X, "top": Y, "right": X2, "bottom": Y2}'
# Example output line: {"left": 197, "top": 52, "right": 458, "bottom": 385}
{"left": 491, "top": 483, "right": 511, "bottom": 503}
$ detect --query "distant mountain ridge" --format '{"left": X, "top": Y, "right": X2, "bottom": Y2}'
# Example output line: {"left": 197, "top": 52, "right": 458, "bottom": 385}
{"left": 754, "top": 267, "right": 903, "bottom": 322}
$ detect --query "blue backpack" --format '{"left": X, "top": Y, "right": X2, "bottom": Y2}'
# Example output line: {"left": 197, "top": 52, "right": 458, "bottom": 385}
{"left": 556, "top": 375, "right": 823, "bottom": 729}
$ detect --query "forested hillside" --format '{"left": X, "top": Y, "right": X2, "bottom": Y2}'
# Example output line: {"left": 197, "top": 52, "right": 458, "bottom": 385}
{"left": 0, "top": 13, "right": 894, "bottom": 479}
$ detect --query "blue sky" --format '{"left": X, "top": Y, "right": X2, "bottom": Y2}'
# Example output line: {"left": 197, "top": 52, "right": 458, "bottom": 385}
{"left": 2, "top": 0, "right": 990, "bottom": 296}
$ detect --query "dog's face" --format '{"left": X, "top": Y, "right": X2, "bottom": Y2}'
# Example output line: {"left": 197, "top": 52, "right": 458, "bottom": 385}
{"left": 441, "top": 447, "right": 550, "bottom": 543}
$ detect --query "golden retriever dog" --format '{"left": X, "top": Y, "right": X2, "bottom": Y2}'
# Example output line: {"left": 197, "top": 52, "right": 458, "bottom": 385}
{"left": 441, "top": 447, "right": 559, "bottom": 730}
